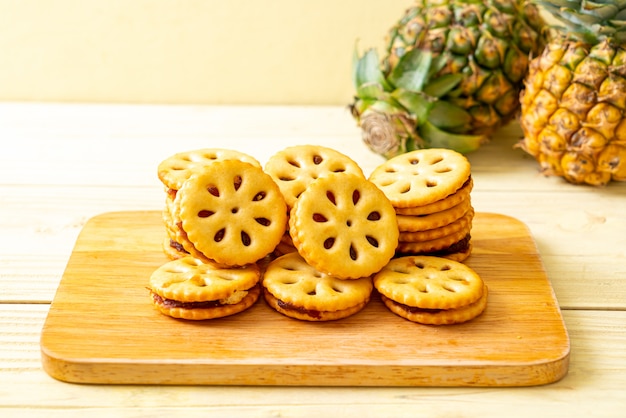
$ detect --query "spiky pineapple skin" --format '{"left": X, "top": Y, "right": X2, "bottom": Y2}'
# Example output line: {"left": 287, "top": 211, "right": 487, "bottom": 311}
{"left": 518, "top": 37, "right": 626, "bottom": 186}
{"left": 385, "top": 0, "right": 545, "bottom": 137}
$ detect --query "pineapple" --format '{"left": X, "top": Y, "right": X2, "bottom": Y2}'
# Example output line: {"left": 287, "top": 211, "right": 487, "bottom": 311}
{"left": 518, "top": 0, "right": 626, "bottom": 186}
{"left": 351, "top": 0, "right": 545, "bottom": 157}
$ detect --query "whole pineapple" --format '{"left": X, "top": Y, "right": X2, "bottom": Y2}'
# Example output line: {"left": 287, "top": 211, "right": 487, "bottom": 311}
{"left": 351, "top": 0, "right": 545, "bottom": 157}
{"left": 518, "top": 0, "right": 626, "bottom": 186}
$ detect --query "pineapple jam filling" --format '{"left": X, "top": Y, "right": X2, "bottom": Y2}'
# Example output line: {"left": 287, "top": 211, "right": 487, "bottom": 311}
{"left": 151, "top": 286, "right": 254, "bottom": 310}
{"left": 276, "top": 299, "right": 322, "bottom": 320}
{"left": 169, "top": 239, "right": 188, "bottom": 254}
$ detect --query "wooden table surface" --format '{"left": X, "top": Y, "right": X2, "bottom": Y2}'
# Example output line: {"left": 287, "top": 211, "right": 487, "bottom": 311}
{"left": 1, "top": 103, "right": 625, "bottom": 417}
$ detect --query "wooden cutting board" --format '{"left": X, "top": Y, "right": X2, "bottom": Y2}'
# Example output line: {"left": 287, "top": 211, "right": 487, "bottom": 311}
{"left": 41, "top": 211, "right": 570, "bottom": 386}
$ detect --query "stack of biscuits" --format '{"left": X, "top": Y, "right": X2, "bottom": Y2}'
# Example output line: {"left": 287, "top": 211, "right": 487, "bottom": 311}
{"left": 150, "top": 148, "right": 288, "bottom": 320}
{"left": 368, "top": 148, "right": 474, "bottom": 262}
{"left": 156, "top": 148, "right": 263, "bottom": 261}
{"left": 263, "top": 145, "right": 365, "bottom": 257}
{"left": 150, "top": 145, "right": 486, "bottom": 324}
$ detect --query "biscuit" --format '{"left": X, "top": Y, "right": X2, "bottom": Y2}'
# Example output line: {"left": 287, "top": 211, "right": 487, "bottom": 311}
{"left": 398, "top": 207, "right": 474, "bottom": 242}
{"left": 396, "top": 199, "right": 472, "bottom": 232}
{"left": 374, "top": 256, "right": 484, "bottom": 310}
{"left": 175, "top": 160, "right": 288, "bottom": 266}
{"left": 262, "top": 252, "right": 373, "bottom": 321}
{"left": 162, "top": 236, "right": 189, "bottom": 260}
{"left": 264, "top": 145, "right": 365, "bottom": 209}
{"left": 289, "top": 172, "right": 398, "bottom": 279}
{"left": 158, "top": 148, "right": 261, "bottom": 191}
{"left": 397, "top": 227, "right": 471, "bottom": 254}
{"left": 369, "top": 149, "right": 471, "bottom": 208}
{"left": 149, "top": 256, "right": 261, "bottom": 320}
{"left": 395, "top": 177, "right": 473, "bottom": 216}
{"left": 273, "top": 233, "right": 297, "bottom": 257}
{"left": 438, "top": 242, "right": 473, "bottom": 263}
{"left": 380, "top": 284, "right": 488, "bottom": 325}
{"left": 397, "top": 236, "right": 473, "bottom": 263}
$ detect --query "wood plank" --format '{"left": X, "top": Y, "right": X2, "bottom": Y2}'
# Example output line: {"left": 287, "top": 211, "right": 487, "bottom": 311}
{"left": 39, "top": 211, "right": 569, "bottom": 387}
{"left": 2, "top": 307, "right": 625, "bottom": 416}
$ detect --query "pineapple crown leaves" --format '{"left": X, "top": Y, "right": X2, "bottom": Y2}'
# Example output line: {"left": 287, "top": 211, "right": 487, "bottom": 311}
{"left": 352, "top": 45, "right": 486, "bottom": 153}
{"left": 535, "top": 0, "right": 626, "bottom": 44}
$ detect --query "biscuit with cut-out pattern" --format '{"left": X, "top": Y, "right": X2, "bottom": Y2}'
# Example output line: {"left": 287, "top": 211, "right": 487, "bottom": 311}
{"left": 149, "top": 256, "right": 261, "bottom": 320}
{"left": 369, "top": 149, "right": 470, "bottom": 208}
{"left": 176, "top": 160, "right": 287, "bottom": 266}
{"left": 289, "top": 172, "right": 398, "bottom": 279}
{"left": 374, "top": 255, "right": 484, "bottom": 310}
{"left": 265, "top": 145, "right": 364, "bottom": 209}
{"left": 262, "top": 252, "right": 373, "bottom": 321}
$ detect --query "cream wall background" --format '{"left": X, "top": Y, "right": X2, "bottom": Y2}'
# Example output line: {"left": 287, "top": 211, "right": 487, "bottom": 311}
{"left": 0, "top": 0, "right": 409, "bottom": 105}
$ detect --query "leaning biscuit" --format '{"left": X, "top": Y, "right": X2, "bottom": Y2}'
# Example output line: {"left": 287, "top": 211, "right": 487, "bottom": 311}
{"left": 175, "top": 160, "right": 288, "bottom": 266}
{"left": 264, "top": 145, "right": 365, "bottom": 209}
{"left": 149, "top": 256, "right": 261, "bottom": 320}
{"left": 369, "top": 149, "right": 471, "bottom": 208}
{"left": 262, "top": 252, "right": 373, "bottom": 321}
{"left": 289, "top": 172, "right": 398, "bottom": 280}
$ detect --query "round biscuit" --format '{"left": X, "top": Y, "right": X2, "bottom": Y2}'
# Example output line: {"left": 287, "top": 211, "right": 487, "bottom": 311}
{"left": 158, "top": 148, "right": 261, "bottom": 190}
{"left": 369, "top": 149, "right": 471, "bottom": 208}
{"left": 264, "top": 145, "right": 365, "bottom": 209}
{"left": 262, "top": 252, "right": 373, "bottom": 312}
{"left": 176, "top": 160, "right": 288, "bottom": 266}
{"left": 381, "top": 284, "right": 488, "bottom": 325}
{"left": 289, "top": 172, "right": 398, "bottom": 279}
{"left": 373, "top": 255, "right": 484, "bottom": 310}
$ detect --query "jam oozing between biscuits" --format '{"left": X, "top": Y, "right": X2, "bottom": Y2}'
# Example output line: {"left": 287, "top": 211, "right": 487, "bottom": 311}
{"left": 390, "top": 298, "right": 444, "bottom": 314}
{"left": 276, "top": 299, "right": 322, "bottom": 319}
{"left": 152, "top": 292, "right": 224, "bottom": 309}
{"left": 169, "top": 239, "right": 189, "bottom": 254}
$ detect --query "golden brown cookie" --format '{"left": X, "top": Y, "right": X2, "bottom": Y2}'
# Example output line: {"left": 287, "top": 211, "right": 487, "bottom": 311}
{"left": 369, "top": 149, "right": 471, "bottom": 208}
{"left": 373, "top": 255, "right": 486, "bottom": 324}
{"left": 395, "top": 177, "right": 473, "bottom": 216}
{"left": 381, "top": 284, "right": 487, "bottom": 325}
{"left": 175, "top": 160, "right": 288, "bottom": 266}
{"left": 158, "top": 148, "right": 261, "bottom": 191}
{"left": 289, "top": 172, "right": 398, "bottom": 279}
{"left": 162, "top": 236, "right": 189, "bottom": 260}
{"left": 396, "top": 199, "right": 472, "bottom": 232}
{"left": 264, "top": 145, "right": 365, "bottom": 209}
{"left": 397, "top": 227, "right": 471, "bottom": 254}
{"left": 398, "top": 207, "right": 474, "bottom": 242}
{"left": 149, "top": 256, "right": 261, "bottom": 320}
{"left": 262, "top": 252, "right": 373, "bottom": 321}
